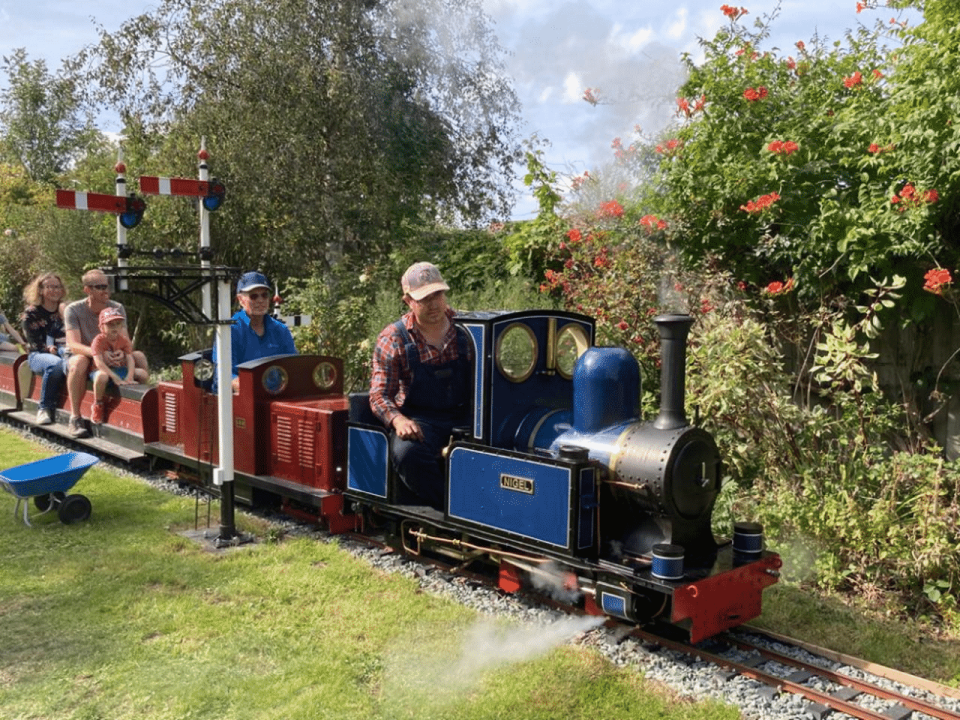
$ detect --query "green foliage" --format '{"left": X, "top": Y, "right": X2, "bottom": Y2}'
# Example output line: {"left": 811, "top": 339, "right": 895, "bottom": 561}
{"left": 67, "top": 0, "right": 523, "bottom": 282}
{"left": 501, "top": 143, "right": 569, "bottom": 281}
{"left": 285, "top": 225, "right": 550, "bottom": 392}
{"left": 0, "top": 49, "right": 101, "bottom": 183}
{"left": 646, "top": 2, "right": 956, "bottom": 319}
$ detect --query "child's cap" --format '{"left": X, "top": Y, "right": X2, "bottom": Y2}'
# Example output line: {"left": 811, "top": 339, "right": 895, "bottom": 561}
{"left": 99, "top": 307, "right": 125, "bottom": 325}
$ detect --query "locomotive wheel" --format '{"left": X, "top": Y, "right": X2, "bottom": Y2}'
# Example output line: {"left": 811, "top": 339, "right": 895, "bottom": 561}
{"left": 34, "top": 491, "right": 66, "bottom": 512}
{"left": 58, "top": 494, "right": 92, "bottom": 524}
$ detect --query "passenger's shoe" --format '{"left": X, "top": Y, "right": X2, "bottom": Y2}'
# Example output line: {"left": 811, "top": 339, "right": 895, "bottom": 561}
{"left": 69, "top": 415, "right": 90, "bottom": 439}
{"left": 91, "top": 401, "right": 105, "bottom": 425}
{"left": 36, "top": 407, "right": 54, "bottom": 425}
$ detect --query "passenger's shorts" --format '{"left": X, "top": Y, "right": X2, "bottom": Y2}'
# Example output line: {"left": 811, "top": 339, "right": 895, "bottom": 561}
{"left": 90, "top": 366, "right": 129, "bottom": 383}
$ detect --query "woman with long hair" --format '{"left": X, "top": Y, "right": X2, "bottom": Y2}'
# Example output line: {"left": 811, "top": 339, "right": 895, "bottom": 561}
{"left": 21, "top": 272, "right": 68, "bottom": 425}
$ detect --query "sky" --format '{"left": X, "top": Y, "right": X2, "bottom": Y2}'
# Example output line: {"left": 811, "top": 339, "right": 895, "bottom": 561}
{"left": 0, "top": 0, "right": 916, "bottom": 219}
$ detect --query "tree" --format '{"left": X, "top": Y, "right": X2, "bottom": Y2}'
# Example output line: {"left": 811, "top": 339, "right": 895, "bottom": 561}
{"left": 0, "top": 49, "right": 99, "bottom": 184}
{"left": 67, "top": 0, "right": 523, "bottom": 278}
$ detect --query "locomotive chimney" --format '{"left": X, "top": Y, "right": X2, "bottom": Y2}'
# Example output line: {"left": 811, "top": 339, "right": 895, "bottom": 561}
{"left": 653, "top": 314, "right": 694, "bottom": 430}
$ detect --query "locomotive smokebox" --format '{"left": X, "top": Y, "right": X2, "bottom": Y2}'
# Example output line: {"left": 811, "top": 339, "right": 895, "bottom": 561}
{"left": 653, "top": 314, "right": 694, "bottom": 431}
{"left": 605, "top": 313, "right": 721, "bottom": 558}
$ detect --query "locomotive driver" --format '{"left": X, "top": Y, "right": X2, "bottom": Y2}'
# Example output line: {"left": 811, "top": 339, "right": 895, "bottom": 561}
{"left": 369, "top": 262, "right": 473, "bottom": 508}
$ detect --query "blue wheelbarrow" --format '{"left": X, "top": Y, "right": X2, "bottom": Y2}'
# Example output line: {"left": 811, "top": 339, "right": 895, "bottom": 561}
{"left": 0, "top": 452, "right": 98, "bottom": 526}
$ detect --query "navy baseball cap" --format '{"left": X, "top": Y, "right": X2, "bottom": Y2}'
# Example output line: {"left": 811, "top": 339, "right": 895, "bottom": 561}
{"left": 237, "top": 271, "right": 270, "bottom": 293}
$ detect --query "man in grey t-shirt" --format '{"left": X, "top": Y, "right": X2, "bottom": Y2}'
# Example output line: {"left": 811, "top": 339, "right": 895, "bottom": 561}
{"left": 63, "top": 269, "right": 149, "bottom": 437}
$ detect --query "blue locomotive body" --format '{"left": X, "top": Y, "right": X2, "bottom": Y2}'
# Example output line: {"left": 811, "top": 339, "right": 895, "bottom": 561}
{"left": 344, "top": 310, "right": 780, "bottom": 642}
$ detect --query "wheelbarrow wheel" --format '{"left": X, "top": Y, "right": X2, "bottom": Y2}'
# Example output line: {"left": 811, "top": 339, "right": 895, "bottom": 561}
{"left": 34, "top": 491, "right": 67, "bottom": 512}
{"left": 58, "top": 494, "right": 92, "bottom": 524}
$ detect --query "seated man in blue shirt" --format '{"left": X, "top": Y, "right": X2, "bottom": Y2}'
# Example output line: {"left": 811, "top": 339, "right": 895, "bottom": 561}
{"left": 212, "top": 271, "right": 297, "bottom": 393}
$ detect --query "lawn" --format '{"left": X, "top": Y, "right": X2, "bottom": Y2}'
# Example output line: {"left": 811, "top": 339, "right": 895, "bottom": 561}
{"left": 0, "top": 428, "right": 737, "bottom": 720}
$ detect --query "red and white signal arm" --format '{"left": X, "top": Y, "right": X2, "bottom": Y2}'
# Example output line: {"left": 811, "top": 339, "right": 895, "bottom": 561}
{"left": 140, "top": 176, "right": 226, "bottom": 211}
{"left": 140, "top": 176, "right": 212, "bottom": 197}
{"left": 56, "top": 189, "right": 128, "bottom": 213}
{"left": 55, "top": 189, "right": 146, "bottom": 229}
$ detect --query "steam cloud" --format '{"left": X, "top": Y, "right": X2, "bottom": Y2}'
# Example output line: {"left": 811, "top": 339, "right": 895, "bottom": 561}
{"left": 379, "top": 614, "right": 604, "bottom": 712}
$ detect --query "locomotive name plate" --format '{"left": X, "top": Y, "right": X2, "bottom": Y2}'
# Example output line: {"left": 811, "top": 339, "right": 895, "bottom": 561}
{"left": 500, "top": 474, "right": 534, "bottom": 494}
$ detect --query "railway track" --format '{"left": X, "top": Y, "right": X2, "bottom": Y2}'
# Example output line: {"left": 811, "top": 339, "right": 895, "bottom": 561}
{"left": 627, "top": 625, "right": 960, "bottom": 720}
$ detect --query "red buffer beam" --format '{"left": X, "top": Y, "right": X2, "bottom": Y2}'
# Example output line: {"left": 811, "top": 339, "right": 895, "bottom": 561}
{"left": 139, "top": 176, "right": 214, "bottom": 197}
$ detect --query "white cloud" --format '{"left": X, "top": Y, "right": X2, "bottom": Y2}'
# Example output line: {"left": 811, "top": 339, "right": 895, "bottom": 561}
{"left": 666, "top": 8, "right": 688, "bottom": 40}
{"left": 562, "top": 71, "right": 584, "bottom": 104}
{"left": 610, "top": 23, "right": 653, "bottom": 53}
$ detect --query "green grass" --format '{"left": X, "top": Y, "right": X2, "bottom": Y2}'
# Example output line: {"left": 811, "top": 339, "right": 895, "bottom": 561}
{"left": 0, "top": 428, "right": 737, "bottom": 720}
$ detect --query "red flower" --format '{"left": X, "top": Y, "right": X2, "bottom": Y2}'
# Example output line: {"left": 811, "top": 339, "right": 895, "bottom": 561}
{"left": 843, "top": 71, "right": 863, "bottom": 88}
{"left": 768, "top": 140, "right": 798, "bottom": 156}
{"left": 764, "top": 278, "right": 795, "bottom": 295}
{"left": 567, "top": 228, "right": 582, "bottom": 243}
{"left": 721, "top": 4, "right": 748, "bottom": 19}
{"left": 868, "top": 143, "right": 881, "bottom": 154}
{"left": 923, "top": 268, "right": 953, "bottom": 295}
{"left": 892, "top": 184, "right": 939, "bottom": 208}
{"left": 856, "top": 2, "right": 867, "bottom": 13}
{"left": 676, "top": 97, "right": 690, "bottom": 116}
{"left": 741, "top": 192, "right": 781, "bottom": 213}
{"left": 639, "top": 214, "right": 668, "bottom": 231}
{"left": 743, "top": 87, "right": 760, "bottom": 101}
{"left": 872, "top": 68, "right": 884, "bottom": 80}
{"left": 796, "top": 41, "right": 806, "bottom": 51}
{"left": 598, "top": 200, "right": 624, "bottom": 218}
{"left": 617, "top": 320, "right": 629, "bottom": 331}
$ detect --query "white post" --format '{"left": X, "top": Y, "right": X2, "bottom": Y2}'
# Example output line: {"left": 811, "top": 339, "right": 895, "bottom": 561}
{"left": 115, "top": 148, "right": 129, "bottom": 291}
{"left": 214, "top": 277, "right": 234, "bottom": 489}
{"left": 199, "top": 138, "right": 212, "bottom": 319}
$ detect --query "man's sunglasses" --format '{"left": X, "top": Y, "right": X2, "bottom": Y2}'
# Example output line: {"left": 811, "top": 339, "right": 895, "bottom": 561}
{"left": 245, "top": 291, "right": 270, "bottom": 300}
{"left": 87, "top": 284, "right": 109, "bottom": 291}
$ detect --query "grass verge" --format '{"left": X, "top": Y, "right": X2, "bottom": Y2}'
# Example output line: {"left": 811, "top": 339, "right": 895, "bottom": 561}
{"left": 0, "top": 428, "right": 737, "bottom": 720}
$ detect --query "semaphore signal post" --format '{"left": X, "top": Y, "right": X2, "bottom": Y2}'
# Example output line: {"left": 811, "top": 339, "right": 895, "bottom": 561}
{"left": 55, "top": 141, "right": 246, "bottom": 547}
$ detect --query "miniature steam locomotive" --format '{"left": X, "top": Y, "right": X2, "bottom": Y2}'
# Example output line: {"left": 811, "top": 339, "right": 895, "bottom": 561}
{"left": 0, "top": 309, "right": 780, "bottom": 643}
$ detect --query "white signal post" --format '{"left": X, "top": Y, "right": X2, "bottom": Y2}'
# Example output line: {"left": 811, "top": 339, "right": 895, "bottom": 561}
{"left": 199, "top": 138, "right": 212, "bottom": 320}
{"left": 115, "top": 149, "right": 129, "bottom": 291}
{"left": 138, "top": 144, "right": 238, "bottom": 543}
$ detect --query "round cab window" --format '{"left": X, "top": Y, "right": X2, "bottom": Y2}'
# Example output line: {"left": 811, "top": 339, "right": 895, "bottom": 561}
{"left": 496, "top": 323, "right": 537, "bottom": 383}
{"left": 313, "top": 361, "right": 338, "bottom": 390}
{"left": 556, "top": 324, "right": 590, "bottom": 380}
{"left": 194, "top": 358, "right": 215, "bottom": 382}
{"left": 262, "top": 365, "right": 289, "bottom": 395}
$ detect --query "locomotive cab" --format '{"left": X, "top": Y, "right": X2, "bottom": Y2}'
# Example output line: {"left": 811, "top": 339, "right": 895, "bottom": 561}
{"left": 345, "top": 311, "right": 596, "bottom": 510}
